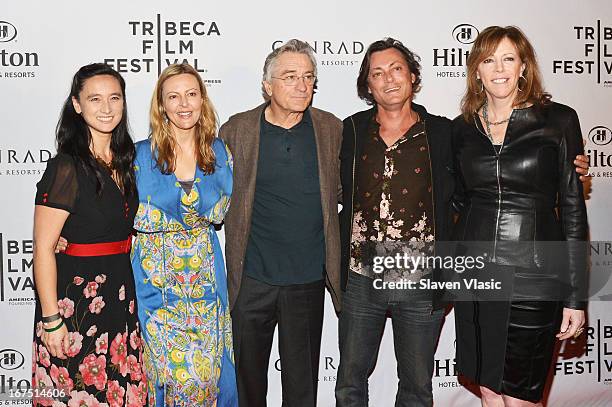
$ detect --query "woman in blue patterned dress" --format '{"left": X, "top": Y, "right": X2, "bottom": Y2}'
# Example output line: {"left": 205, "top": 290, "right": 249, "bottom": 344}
{"left": 131, "top": 63, "right": 237, "bottom": 406}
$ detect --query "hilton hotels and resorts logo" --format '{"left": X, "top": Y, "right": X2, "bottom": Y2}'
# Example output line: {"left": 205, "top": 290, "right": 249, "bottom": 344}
{"left": 103, "top": 14, "right": 222, "bottom": 87}
{"left": 0, "top": 21, "right": 39, "bottom": 79}
{"left": 0, "top": 349, "right": 31, "bottom": 398}
{"left": 271, "top": 40, "right": 365, "bottom": 68}
{"left": 0, "top": 234, "right": 35, "bottom": 307}
{"left": 0, "top": 21, "right": 17, "bottom": 43}
{"left": 586, "top": 125, "right": 612, "bottom": 178}
{"left": 553, "top": 21, "right": 612, "bottom": 87}
{"left": 432, "top": 24, "right": 479, "bottom": 79}
{"left": 0, "top": 350, "right": 24, "bottom": 371}
{"left": 0, "top": 350, "right": 30, "bottom": 398}
{"left": 433, "top": 340, "right": 463, "bottom": 389}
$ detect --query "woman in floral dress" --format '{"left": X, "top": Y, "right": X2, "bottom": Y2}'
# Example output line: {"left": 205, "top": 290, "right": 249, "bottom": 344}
{"left": 32, "top": 63, "right": 144, "bottom": 406}
{"left": 131, "top": 63, "right": 237, "bottom": 406}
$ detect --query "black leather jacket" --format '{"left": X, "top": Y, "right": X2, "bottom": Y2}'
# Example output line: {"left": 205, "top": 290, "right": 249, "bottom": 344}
{"left": 451, "top": 102, "right": 588, "bottom": 309}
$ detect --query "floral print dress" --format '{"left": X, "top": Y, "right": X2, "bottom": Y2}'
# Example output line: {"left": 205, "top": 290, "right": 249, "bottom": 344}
{"left": 32, "top": 154, "right": 145, "bottom": 406}
{"left": 131, "top": 139, "right": 237, "bottom": 407}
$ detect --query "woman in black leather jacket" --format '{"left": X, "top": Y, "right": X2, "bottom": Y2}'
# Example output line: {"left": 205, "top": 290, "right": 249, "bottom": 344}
{"left": 451, "top": 26, "right": 588, "bottom": 406}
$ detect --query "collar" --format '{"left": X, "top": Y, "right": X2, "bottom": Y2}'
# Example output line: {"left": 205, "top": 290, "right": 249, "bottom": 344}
{"left": 261, "top": 103, "right": 312, "bottom": 130}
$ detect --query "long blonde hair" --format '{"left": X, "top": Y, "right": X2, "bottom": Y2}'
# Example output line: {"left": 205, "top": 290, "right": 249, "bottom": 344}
{"left": 460, "top": 26, "right": 551, "bottom": 122}
{"left": 150, "top": 63, "right": 217, "bottom": 174}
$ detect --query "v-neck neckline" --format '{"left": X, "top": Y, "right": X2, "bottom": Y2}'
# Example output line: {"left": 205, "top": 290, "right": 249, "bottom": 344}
{"left": 95, "top": 161, "right": 124, "bottom": 197}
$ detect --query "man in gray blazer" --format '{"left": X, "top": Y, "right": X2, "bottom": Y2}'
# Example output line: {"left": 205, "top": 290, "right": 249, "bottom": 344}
{"left": 219, "top": 39, "right": 342, "bottom": 407}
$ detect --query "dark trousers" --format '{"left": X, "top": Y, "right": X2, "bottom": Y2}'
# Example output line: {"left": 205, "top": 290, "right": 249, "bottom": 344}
{"left": 335, "top": 272, "right": 444, "bottom": 407}
{"left": 232, "top": 276, "right": 325, "bottom": 407}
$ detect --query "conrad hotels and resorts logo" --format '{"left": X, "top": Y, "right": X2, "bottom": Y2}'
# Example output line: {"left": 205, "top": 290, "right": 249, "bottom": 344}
{"left": 103, "top": 14, "right": 222, "bottom": 87}
{"left": 271, "top": 40, "right": 365, "bottom": 68}
{"left": 432, "top": 24, "right": 479, "bottom": 79}
{"left": 0, "top": 148, "right": 51, "bottom": 176}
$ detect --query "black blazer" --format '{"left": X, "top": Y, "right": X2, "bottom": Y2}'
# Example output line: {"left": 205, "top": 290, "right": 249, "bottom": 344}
{"left": 451, "top": 102, "right": 588, "bottom": 309}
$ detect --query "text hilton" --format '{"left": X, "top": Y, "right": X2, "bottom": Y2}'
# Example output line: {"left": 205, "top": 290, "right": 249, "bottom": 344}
{"left": 433, "top": 48, "right": 470, "bottom": 67}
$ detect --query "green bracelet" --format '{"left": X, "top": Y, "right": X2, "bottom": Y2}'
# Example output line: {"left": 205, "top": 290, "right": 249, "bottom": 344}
{"left": 43, "top": 319, "right": 64, "bottom": 333}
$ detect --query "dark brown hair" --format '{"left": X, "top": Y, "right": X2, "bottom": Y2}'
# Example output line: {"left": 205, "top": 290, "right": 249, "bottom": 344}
{"left": 57, "top": 63, "right": 136, "bottom": 197}
{"left": 357, "top": 38, "right": 422, "bottom": 105}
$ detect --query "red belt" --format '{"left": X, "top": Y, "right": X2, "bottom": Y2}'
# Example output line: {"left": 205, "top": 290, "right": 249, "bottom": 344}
{"left": 64, "top": 238, "right": 132, "bottom": 257}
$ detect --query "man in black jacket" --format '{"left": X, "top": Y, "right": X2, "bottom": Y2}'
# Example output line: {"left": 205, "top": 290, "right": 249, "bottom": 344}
{"left": 335, "top": 38, "right": 454, "bottom": 407}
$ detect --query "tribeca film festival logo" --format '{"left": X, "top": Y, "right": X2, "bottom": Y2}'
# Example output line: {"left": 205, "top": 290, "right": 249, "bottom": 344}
{"left": 432, "top": 23, "right": 478, "bottom": 79}
{"left": 554, "top": 319, "right": 612, "bottom": 385}
{"left": 0, "top": 20, "right": 39, "bottom": 79}
{"left": 271, "top": 40, "right": 365, "bottom": 68}
{"left": 553, "top": 20, "right": 612, "bottom": 87}
{"left": 103, "top": 14, "right": 222, "bottom": 86}
{"left": 0, "top": 234, "right": 35, "bottom": 307}
{"left": 586, "top": 125, "right": 612, "bottom": 177}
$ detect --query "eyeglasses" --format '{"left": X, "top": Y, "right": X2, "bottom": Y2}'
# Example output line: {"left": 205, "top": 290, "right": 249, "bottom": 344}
{"left": 271, "top": 74, "right": 317, "bottom": 86}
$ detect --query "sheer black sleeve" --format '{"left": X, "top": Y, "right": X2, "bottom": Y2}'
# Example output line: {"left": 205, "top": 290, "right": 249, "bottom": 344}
{"left": 35, "top": 154, "right": 79, "bottom": 213}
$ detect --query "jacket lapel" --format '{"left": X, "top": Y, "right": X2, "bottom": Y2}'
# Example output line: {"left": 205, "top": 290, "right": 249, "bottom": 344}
{"left": 238, "top": 104, "right": 265, "bottom": 222}
{"left": 311, "top": 108, "right": 331, "bottom": 221}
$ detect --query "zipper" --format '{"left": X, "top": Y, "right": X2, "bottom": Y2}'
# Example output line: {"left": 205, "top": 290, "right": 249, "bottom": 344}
{"left": 473, "top": 116, "right": 504, "bottom": 261}
{"left": 423, "top": 120, "right": 436, "bottom": 258}
{"left": 492, "top": 145, "right": 503, "bottom": 261}
{"left": 423, "top": 120, "right": 437, "bottom": 314}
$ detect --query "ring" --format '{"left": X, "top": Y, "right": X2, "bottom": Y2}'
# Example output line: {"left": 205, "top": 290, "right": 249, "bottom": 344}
{"left": 573, "top": 327, "right": 585, "bottom": 339}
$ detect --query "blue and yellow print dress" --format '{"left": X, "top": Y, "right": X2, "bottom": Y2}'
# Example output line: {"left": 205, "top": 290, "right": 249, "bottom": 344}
{"left": 131, "top": 138, "right": 237, "bottom": 406}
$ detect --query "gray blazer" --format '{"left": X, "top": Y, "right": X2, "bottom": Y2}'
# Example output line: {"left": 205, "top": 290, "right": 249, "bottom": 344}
{"left": 219, "top": 103, "right": 343, "bottom": 312}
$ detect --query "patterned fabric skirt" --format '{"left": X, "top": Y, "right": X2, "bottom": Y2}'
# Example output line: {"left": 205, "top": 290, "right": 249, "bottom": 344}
{"left": 32, "top": 253, "right": 145, "bottom": 406}
{"left": 132, "top": 229, "right": 237, "bottom": 406}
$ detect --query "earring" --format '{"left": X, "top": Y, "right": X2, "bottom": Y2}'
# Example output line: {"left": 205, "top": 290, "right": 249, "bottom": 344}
{"left": 475, "top": 78, "right": 484, "bottom": 94}
{"left": 518, "top": 74, "right": 526, "bottom": 92}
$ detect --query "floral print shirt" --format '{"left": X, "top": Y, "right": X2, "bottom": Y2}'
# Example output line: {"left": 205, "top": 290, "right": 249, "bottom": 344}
{"left": 350, "top": 116, "right": 435, "bottom": 280}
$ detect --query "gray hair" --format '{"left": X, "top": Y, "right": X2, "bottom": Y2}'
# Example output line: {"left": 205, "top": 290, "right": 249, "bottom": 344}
{"left": 261, "top": 39, "right": 317, "bottom": 99}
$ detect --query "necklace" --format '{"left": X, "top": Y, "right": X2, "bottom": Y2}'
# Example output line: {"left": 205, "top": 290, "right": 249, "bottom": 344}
{"left": 482, "top": 102, "right": 511, "bottom": 144}
{"left": 95, "top": 155, "right": 114, "bottom": 173}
